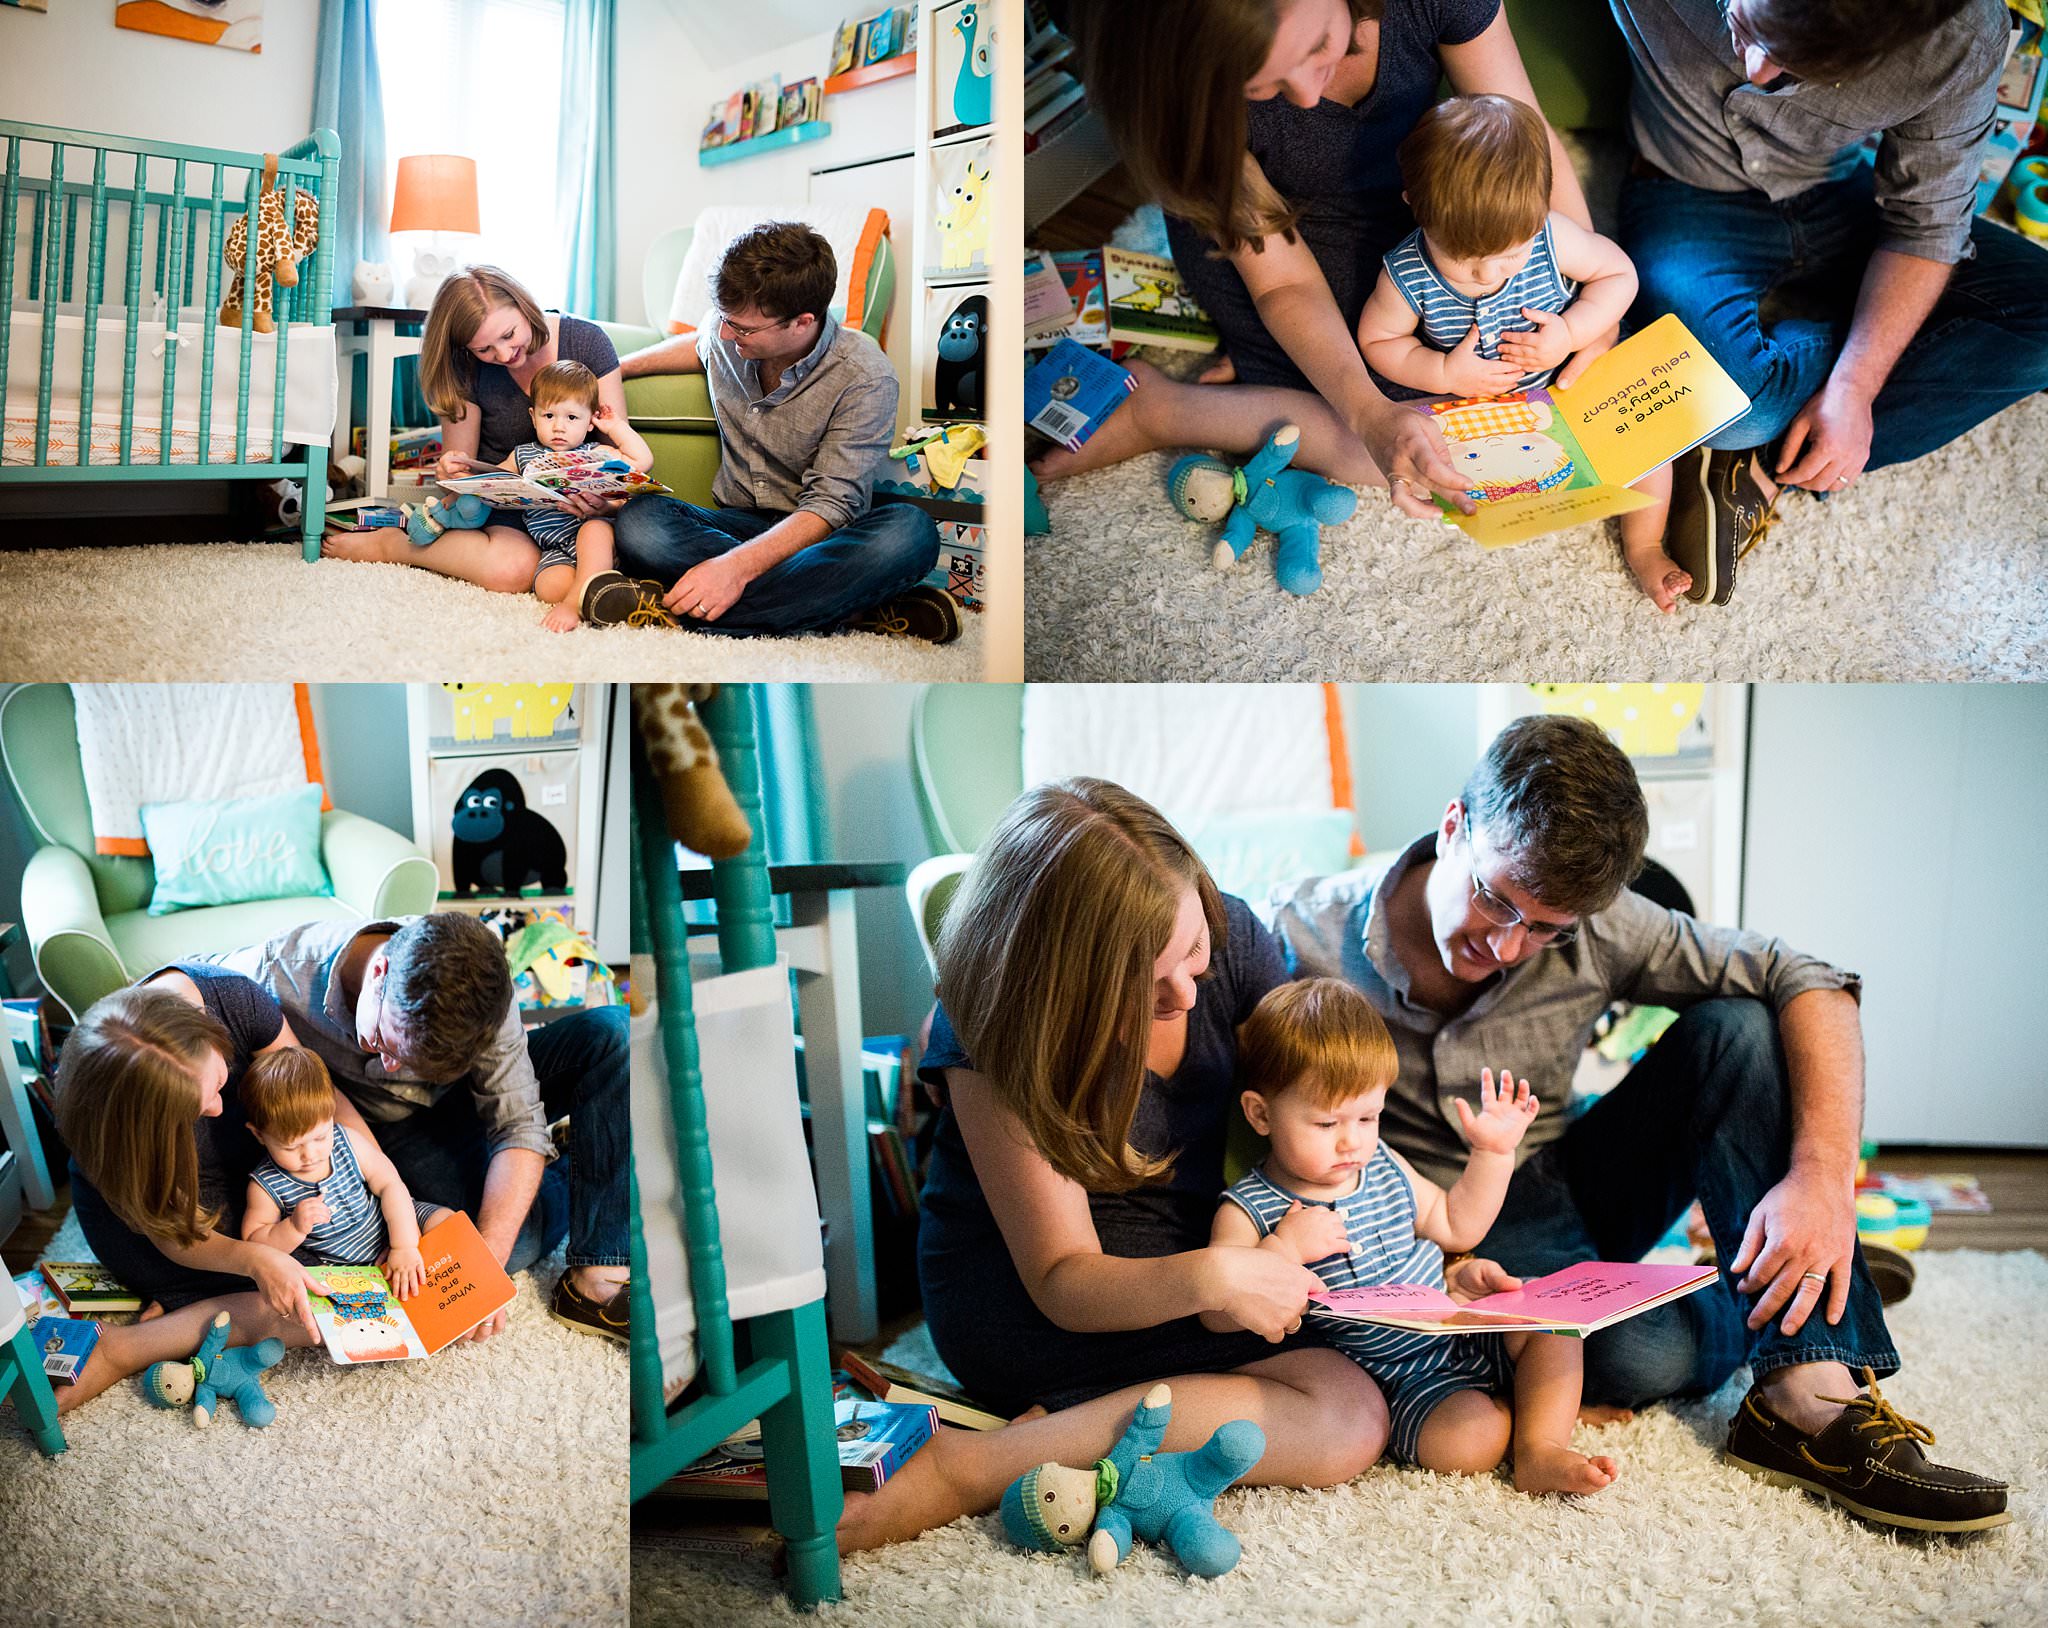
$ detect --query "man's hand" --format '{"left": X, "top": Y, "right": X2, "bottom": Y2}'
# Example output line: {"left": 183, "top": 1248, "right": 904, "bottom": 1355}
{"left": 1444, "top": 1256, "right": 1521, "bottom": 1304}
{"left": 1552, "top": 319, "right": 1619, "bottom": 389}
{"left": 663, "top": 552, "right": 754, "bottom": 623}
{"left": 462, "top": 1302, "right": 513, "bottom": 1344}
{"left": 1775, "top": 379, "right": 1875, "bottom": 494}
{"left": 1729, "top": 1166, "right": 1857, "bottom": 1335}
{"left": 1495, "top": 308, "right": 1573, "bottom": 374}
{"left": 1272, "top": 1199, "right": 1353, "bottom": 1265}
{"left": 1440, "top": 324, "right": 1524, "bottom": 400}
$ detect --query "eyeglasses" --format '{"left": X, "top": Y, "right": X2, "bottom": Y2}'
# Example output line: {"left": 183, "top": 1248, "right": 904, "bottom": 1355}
{"left": 1462, "top": 812, "right": 1578, "bottom": 947}
{"left": 717, "top": 311, "right": 793, "bottom": 339}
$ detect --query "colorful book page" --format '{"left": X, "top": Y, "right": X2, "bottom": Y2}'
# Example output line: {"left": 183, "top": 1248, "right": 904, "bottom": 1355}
{"left": 1465, "top": 1261, "right": 1719, "bottom": 1326}
{"left": 1550, "top": 313, "right": 1750, "bottom": 491}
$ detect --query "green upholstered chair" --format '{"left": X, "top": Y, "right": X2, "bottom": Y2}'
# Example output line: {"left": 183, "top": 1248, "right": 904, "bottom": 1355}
{"left": 1505, "top": 0, "right": 1633, "bottom": 133}
{"left": 0, "top": 684, "right": 440, "bottom": 1020}
{"left": 597, "top": 226, "right": 897, "bottom": 507}
{"left": 909, "top": 682, "right": 1025, "bottom": 857}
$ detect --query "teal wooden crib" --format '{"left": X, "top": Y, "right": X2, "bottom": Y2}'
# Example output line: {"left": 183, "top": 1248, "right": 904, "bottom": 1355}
{"left": 629, "top": 687, "right": 844, "bottom": 1610}
{"left": 0, "top": 120, "right": 340, "bottom": 560}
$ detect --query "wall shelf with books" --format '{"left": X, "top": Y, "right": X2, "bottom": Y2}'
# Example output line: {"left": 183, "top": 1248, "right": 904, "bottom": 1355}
{"left": 697, "top": 120, "right": 833, "bottom": 169}
{"left": 823, "top": 53, "right": 917, "bottom": 95}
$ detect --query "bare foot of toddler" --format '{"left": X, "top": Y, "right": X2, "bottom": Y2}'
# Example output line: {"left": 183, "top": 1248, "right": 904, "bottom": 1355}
{"left": 1513, "top": 1440, "right": 1619, "bottom": 1495}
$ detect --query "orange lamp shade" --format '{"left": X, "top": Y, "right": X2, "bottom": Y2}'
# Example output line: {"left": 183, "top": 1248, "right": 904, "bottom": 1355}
{"left": 389, "top": 155, "right": 481, "bottom": 235}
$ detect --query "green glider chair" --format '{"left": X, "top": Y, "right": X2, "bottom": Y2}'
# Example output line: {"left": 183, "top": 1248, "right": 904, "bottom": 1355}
{"left": 597, "top": 223, "right": 896, "bottom": 506}
{"left": 0, "top": 684, "right": 440, "bottom": 1020}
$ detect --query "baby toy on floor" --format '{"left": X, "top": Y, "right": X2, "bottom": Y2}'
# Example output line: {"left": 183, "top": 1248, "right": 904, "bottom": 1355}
{"left": 1169, "top": 424, "right": 1357, "bottom": 597}
{"left": 402, "top": 491, "right": 494, "bottom": 546}
{"left": 1000, "top": 1383, "right": 1265, "bottom": 1577}
{"left": 142, "top": 1311, "right": 284, "bottom": 1428}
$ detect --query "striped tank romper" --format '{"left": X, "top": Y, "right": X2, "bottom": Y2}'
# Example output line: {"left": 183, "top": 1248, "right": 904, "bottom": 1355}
{"left": 1222, "top": 1144, "right": 1512, "bottom": 1466}
{"left": 1380, "top": 219, "right": 1579, "bottom": 392}
{"left": 251, "top": 1126, "right": 440, "bottom": 1267}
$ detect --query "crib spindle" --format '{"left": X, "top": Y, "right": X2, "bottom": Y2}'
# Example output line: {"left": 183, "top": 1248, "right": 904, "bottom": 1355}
{"left": 118, "top": 152, "right": 146, "bottom": 465}
{"left": 77, "top": 150, "right": 109, "bottom": 467}
{"left": 197, "top": 165, "right": 225, "bottom": 464}
{"left": 157, "top": 159, "right": 188, "bottom": 466}
{"left": 1, "top": 141, "right": 21, "bottom": 422}
{"left": 32, "top": 143, "right": 65, "bottom": 467}
{"left": 270, "top": 178, "right": 293, "bottom": 473}
{"left": 61, "top": 189, "right": 78, "bottom": 304}
{"left": 233, "top": 163, "right": 258, "bottom": 463}
{"left": 26, "top": 183, "right": 42, "bottom": 303}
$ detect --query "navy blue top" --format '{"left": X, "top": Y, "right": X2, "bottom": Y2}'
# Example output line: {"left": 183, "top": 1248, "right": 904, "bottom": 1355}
{"left": 918, "top": 893, "right": 1287, "bottom": 1239}
{"left": 1166, "top": 0, "right": 1503, "bottom": 393}
{"left": 471, "top": 314, "right": 621, "bottom": 463}
{"left": 154, "top": 962, "right": 285, "bottom": 1214}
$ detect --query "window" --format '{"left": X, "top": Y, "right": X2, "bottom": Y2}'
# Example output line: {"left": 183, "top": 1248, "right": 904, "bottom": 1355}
{"left": 375, "top": 0, "right": 568, "bottom": 306}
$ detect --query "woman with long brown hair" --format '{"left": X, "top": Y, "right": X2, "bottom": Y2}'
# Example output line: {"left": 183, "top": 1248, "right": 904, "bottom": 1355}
{"left": 1038, "top": 0, "right": 1600, "bottom": 520}
{"left": 837, "top": 778, "right": 1524, "bottom": 1551}
{"left": 50, "top": 965, "right": 382, "bottom": 1412}
{"left": 321, "top": 265, "right": 635, "bottom": 596}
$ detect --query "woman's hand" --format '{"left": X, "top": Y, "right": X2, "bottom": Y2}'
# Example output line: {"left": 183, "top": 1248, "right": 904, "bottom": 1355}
{"left": 382, "top": 1243, "right": 426, "bottom": 1300}
{"left": 1357, "top": 401, "right": 1476, "bottom": 519}
{"left": 1444, "top": 1255, "right": 1521, "bottom": 1305}
{"left": 246, "top": 1244, "right": 320, "bottom": 1338}
{"left": 1202, "top": 1244, "right": 1324, "bottom": 1342}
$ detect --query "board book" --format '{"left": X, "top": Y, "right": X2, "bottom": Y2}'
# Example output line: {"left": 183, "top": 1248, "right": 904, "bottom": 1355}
{"left": 1025, "top": 337, "right": 1134, "bottom": 451}
{"left": 436, "top": 451, "right": 671, "bottom": 513}
{"left": 838, "top": 1349, "right": 1005, "bottom": 1431}
{"left": 1309, "top": 1261, "right": 1718, "bottom": 1338}
{"left": 305, "top": 1210, "right": 516, "bottom": 1364}
{"left": 36, "top": 1315, "right": 101, "bottom": 1381}
{"left": 658, "top": 1394, "right": 938, "bottom": 1500}
{"left": 1103, "top": 247, "right": 1219, "bottom": 352}
{"left": 1409, "top": 314, "right": 1748, "bottom": 547}
{"left": 38, "top": 1260, "right": 142, "bottom": 1314}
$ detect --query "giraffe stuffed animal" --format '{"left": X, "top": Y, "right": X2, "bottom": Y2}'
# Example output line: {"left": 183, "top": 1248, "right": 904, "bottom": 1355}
{"left": 633, "top": 685, "right": 752, "bottom": 861}
{"left": 220, "top": 156, "right": 320, "bottom": 335}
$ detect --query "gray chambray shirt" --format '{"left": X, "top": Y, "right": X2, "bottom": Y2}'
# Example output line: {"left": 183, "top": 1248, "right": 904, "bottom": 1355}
{"left": 1269, "top": 835, "right": 1862, "bottom": 1190}
{"left": 696, "top": 313, "right": 898, "bottom": 529}
{"left": 199, "top": 918, "right": 555, "bottom": 1164}
{"left": 1614, "top": 0, "right": 2007, "bottom": 263}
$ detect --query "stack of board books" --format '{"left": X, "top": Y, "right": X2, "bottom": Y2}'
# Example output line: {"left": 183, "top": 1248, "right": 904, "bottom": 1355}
{"left": 37, "top": 1260, "right": 141, "bottom": 1315}
{"left": 653, "top": 1387, "right": 938, "bottom": 1501}
{"left": 838, "top": 1349, "right": 1005, "bottom": 1432}
{"left": 1022, "top": 247, "right": 1218, "bottom": 356}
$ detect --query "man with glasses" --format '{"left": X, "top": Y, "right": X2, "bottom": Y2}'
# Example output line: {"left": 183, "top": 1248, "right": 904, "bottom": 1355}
{"left": 1609, "top": 0, "right": 2048, "bottom": 603}
{"left": 612, "top": 221, "right": 954, "bottom": 641}
{"left": 1270, "top": 713, "right": 2008, "bottom": 1532}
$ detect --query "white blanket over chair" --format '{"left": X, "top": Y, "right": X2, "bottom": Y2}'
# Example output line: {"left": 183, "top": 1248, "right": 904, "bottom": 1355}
{"left": 632, "top": 957, "right": 826, "bottom": 1403}
{"left": 4, "top": 306, "right": 336, "bottom": 465}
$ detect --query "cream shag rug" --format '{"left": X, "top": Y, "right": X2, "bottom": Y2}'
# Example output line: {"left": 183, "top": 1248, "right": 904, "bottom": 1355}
{"left": 0, "top": 1214, "right": 627, "bottom": 1628}
{"left": 632, "top": 1248, "right": 2046, "bottom": 1627}
{"left": 0, "top": 544, "right": 987, "bottom": 682}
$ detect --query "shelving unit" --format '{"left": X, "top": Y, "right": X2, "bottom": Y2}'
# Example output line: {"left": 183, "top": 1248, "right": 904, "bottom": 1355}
{"left": 697, "top": 120, "right": 833, "bottom": 169}
{"left": 823, "top": 53, "right": 917, "bottom": 95}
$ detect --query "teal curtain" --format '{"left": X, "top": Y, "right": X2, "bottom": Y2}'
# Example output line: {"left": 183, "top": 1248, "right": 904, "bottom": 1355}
{"left": 313, "top": 0, "right": 387, "bottom": 301}
{"left": 752, "top": 686, "right": 826, "bottom": 865}
{"left": 558, "top": 0, "right": 618, "bottom": 319}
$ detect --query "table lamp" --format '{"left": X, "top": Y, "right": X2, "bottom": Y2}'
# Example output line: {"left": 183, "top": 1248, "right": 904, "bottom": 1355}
{"left": 390, "top": 154, "right": 481, "bottom": 310}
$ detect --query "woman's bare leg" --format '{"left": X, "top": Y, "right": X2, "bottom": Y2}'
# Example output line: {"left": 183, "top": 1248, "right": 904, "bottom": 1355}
{"left": 323, "top": 523, "right": 541, "bottom": 595}
{"left": 55, "top": 1292, "right": 319, "bottom": 1416}
{"left": 1030, "top": 358, "right": 1386, "bottom": 487}
{"left": 836, "top": 1346, "right": 1386, "bottom": 1553}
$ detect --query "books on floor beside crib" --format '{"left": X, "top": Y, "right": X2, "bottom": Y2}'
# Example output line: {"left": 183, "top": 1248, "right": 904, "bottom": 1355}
{"left": 654, "top": 1391, "right": 938, "bottom": 1500}
{"left": 1103, "top": 247, "right": 1219, "bottom": 353}
{"left": 838, "top": 1348, "right": 1006, "bottom": 1431}
{"left": 435, "top": 450, "right": 672, "bottom": 512}
{"left": 38, "top": 1260, "right": 141, "bottom": 1314}
{"left": 1411, "top": 313, "right": 1749, "bottom": 548}
{"left": 35, "top": 1316, "right": 102, "bottom": 1382}
{"left": 15, "top": 1270, "right": 61, "bottom": 1325}
{"left": 305, "top": 1211, "right": 516, "bottom": 1364}
{"left": 1310, "top": 1260, "right": 1718, "bottom": 1338}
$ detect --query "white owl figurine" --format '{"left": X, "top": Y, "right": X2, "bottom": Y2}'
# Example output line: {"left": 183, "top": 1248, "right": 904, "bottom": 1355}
{"left": 406, "top": 251, "right": 458, "bottom": 312}
{"left": 350, "top": 261, "right": 396, "bottom": 305}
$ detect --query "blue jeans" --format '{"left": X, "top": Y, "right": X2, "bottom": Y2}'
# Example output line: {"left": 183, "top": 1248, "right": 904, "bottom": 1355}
{"left": 373, "top": 1005, "right": 629, "bottom": 1275}
{"left": 1475, "top": 999, "right": 1899, "bottom": 1409}
{"left": 612, "top": 496, "right": 939, "bottom": 635}
{"left": 1619, "top": 164, "right": 2048, "bottom": 466}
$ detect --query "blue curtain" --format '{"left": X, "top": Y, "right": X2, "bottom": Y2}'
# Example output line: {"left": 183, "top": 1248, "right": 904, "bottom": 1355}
{"left": 313, "top": 0, "right": 387, "bottom": 304}
{"left": 558, "top": 0, "right": 618, "bottom": 320}
{"left": 752, "top": 686, "right": 826, "bottom": 865}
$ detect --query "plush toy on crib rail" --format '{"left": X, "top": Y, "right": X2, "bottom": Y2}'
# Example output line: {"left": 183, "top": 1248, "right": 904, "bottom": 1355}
{"left": 141, "top": 1311, "right": 284, "bottom": 1429}
{"left": 1169, "top": 424, "right": 1358, "bottom": 598}
{"left": 219, "top": 156, "right": 321, "bottom": 335}
{"left": 1000, "top": 1384, "right": 1265, "bottom": 1578}
{"left": 402, "top": 492, "right": 494, "bottom": 546}
{"left": 631, "top": 683, "right": 753, "bottom": 861}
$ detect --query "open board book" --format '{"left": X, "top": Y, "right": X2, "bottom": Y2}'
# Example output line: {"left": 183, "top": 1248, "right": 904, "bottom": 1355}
{"left": 435, "top": 451, "right": 671, "bottom": 513}
{"left": 305, "top": 1210, "right": 516, "bottom": 1364}
{"left": 1309, "top": 1260, "right": 1718, "bottom": 1338}
{"left": 1411, "top": 314, "right": 1749, "bottom": 547}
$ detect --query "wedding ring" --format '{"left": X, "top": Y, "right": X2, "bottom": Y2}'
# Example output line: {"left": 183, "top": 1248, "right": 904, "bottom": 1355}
{"left": 1800, "top": 1271, "right": 1826, "bottom": 1284}
{"left": 1834, "top": 476, "right": 1848, "bottom": 487}
{"left": 694, "top": 603, "right": 708, "bottom": 616}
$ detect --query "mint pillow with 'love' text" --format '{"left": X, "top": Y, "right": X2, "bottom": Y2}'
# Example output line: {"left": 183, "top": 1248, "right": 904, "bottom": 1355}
{"left": 140, "top": 783, "right": 332, "bottom": 916}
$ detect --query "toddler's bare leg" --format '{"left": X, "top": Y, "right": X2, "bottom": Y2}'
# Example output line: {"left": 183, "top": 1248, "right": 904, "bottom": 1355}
{"left": 534, "top": 563, "right": 577, "bottom": 605}
{"left": 1504, "top": 1332, "right": 1617, "bottom": 1495}
{"left": 1413, "top": 1386, "right": 1513, "bottom": 1475}
{"left": 1619, "top": 462, "right": 1689, "bottom": 613}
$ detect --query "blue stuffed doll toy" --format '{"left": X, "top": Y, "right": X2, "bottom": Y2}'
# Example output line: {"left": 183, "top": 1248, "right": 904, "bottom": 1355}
{"left": 402, "top": 491, "right": 494, "bottom": 547}
{"left": 1168, "top": 423, "right": 1358, "bottom": 597}
{"left": 141, "top": 1310, "right": 284, "bottom": 1428}
{"left": 1000, "top": 1383, "right": 1265, "bottom": 1578}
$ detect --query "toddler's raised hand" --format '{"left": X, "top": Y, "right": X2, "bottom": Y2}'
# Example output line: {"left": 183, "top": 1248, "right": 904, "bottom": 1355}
{"left": 1443, "top": 325, "right": 1524, "bottom": 399}
{"left": 1455, "top": 1067, "right": 1538, "bottom": 1154}
{"left": 1274, "top": 1199, "right": 1353, "bottom": 1265}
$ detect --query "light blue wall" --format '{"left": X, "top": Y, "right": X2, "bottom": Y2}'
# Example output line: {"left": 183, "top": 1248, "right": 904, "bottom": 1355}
{"left": 1340, "top": 685, "right": 1484, "bottom": 854}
